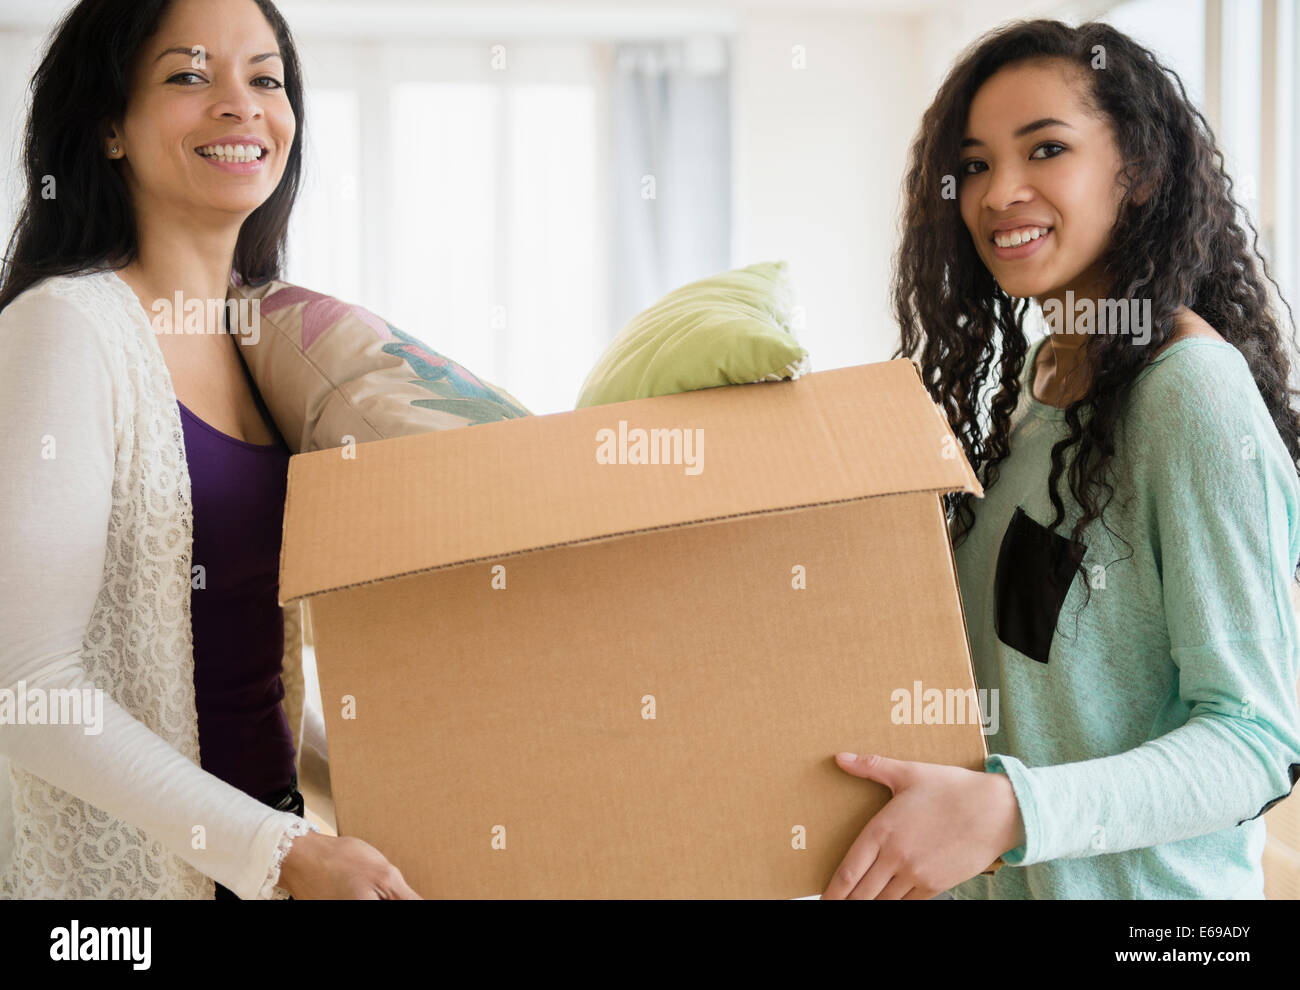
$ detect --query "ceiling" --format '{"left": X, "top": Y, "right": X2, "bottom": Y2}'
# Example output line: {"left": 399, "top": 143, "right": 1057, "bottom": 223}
{"left": 1, "top": 0, "right": 980, "bottom": 36}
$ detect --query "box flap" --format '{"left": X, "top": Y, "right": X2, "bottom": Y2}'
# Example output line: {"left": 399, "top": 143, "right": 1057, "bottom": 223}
{"left": 279, "top": 359, "right": 983, "bottom": 603}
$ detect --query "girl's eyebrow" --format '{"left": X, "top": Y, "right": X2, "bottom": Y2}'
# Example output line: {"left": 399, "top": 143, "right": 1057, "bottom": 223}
{"left": 960, "top": 117, "right": 1075, "bottom": 148}
{"left": 154, "top": 45, "right": 282, "bottom": 64}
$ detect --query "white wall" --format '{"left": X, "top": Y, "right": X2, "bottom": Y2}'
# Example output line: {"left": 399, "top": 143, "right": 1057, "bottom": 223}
{"left": 0, "top": 27, "right": 46, "bottom": 245}
{"left": 729, "top": 0, "right": 1084, "bottom": 371}
{"left": 731, "top": 10, "right": 925, "bottom": 369}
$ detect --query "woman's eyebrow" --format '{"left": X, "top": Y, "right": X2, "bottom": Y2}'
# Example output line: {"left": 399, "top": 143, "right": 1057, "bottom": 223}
{"left": 960, "top": 117, "right": 1075, "bottom": 148}
{"left": 153, "top": 45, "right": 282, "bottom": 64}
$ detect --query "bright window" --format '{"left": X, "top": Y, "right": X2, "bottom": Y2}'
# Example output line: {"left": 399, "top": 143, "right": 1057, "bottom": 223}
{"left": 285, "top": 39, "right": 611, "bottom": 416}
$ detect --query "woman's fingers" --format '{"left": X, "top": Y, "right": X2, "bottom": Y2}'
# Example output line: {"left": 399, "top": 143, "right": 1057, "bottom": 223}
{"left": 388, "top": 873, "right": 423, "bottom": 900}
{"left": 375, "top": 864, "right": 422, "bottom": 899}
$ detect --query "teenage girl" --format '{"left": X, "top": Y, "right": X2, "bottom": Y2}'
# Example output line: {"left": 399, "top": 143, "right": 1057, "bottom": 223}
{"left": 822, "top": 19, "right": 1300, "bottom": 900}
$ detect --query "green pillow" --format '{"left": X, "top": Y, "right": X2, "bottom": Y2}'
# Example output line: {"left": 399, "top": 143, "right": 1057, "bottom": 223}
{"left": 575, "top": 261, "right": 810, "bottom": 407}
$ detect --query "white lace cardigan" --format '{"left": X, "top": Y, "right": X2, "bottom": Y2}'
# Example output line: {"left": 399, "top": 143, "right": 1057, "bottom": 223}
{"left": 0, "top": 269, "right": 315, "bottom": 899}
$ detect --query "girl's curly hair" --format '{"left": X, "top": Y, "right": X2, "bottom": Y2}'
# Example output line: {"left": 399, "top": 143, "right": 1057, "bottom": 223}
{"left": 893, "top": 18, "right": 1300, "bottom": 593}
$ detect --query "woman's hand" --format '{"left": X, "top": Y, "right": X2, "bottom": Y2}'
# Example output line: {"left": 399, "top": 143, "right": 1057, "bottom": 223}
{"left": 821, "top": 752, "right": 1024, "bottom": 900}
{"left": 277, "top": 830, "right": 423, "bottom": 899}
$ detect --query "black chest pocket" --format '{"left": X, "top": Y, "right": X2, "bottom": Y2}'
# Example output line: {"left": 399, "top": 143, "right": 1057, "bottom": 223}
{"left": 993, "top": 505, "right": 1088, "bottom": 664}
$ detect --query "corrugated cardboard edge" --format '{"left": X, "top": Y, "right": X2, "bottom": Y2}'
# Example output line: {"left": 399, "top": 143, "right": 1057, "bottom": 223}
{"left": 909, "top": 358, "right": 984, "bottom": 498}
{"left": 278, "top": 485, "right": 978, "bottom": 607}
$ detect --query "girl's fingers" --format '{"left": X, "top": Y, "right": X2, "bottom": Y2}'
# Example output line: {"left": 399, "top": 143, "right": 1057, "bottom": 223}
{"left": 822, "top": 832, "right": 882, "bottom": 899}
{"left": 848, "top": 853, "right": 902, "bottom": 900}
{"left": 875, "top": 876, "right": 914, "bottom": 900}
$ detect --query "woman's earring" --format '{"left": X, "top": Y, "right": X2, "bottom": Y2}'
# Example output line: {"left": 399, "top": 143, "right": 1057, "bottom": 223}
{"left": 109, "top": 144, "right": 119, "bottom": 156}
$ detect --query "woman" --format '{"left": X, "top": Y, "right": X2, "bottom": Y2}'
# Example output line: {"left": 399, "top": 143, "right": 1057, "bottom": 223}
{"left": 824, "top": 20, "right": 1300, "bottom": 899}
{"left": 0, "top": 0, "right": 415, "bottom": 898}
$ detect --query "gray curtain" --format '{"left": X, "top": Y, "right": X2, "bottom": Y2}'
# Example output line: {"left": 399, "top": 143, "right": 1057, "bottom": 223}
{"left": 611, "top": 37, "right": 732, "bottom": 329}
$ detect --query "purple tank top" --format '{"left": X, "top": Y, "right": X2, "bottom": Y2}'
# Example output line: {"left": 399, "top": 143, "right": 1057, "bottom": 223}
{"left": 179, "top": 398, "right": 297, "bottom": 800}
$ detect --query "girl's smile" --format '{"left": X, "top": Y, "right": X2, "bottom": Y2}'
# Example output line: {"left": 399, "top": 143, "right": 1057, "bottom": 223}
{"left": 989, "top": 225, "right": 1053, "bottom": 260}
{"left": 958, "top": 58, "right": 1129, "bottom": 303}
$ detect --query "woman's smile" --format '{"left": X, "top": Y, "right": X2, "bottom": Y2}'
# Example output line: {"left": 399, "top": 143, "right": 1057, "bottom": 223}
{"left": 989, "top": 226, "right": 1053, "bottom": 261}
{"left": 195, "top": 137, "right": 270, "bottom": 174}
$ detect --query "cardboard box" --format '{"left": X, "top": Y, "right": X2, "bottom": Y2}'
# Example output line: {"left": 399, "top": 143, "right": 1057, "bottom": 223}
{"left": 279, "top": 360, "right": 991, "bottom": 897}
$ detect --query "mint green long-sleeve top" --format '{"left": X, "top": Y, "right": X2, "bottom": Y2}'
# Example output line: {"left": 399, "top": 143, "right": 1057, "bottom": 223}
{"left": 949, "top": 335, "right": 1300, "bottom": 899}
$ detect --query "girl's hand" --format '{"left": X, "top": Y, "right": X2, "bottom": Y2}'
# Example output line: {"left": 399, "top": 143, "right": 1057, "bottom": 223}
{"left": 821, "top": 752, "right": 1024, "bottom": 900}
{"left": 277, "top": 829, "right": 423, "bottom": 899}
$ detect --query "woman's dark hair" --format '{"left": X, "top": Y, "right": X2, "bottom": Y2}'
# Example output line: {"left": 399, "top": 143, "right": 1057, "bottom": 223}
{"left": 892, "top": 18, "right": 1300, "bottom": 595}
{"left": 0, "top": 0, "right": 305, "bottom": 313}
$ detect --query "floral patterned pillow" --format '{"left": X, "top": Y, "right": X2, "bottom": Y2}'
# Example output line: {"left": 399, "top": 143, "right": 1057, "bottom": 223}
{"left": 227, "top": 277, "right": 530, "bottom": 453}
